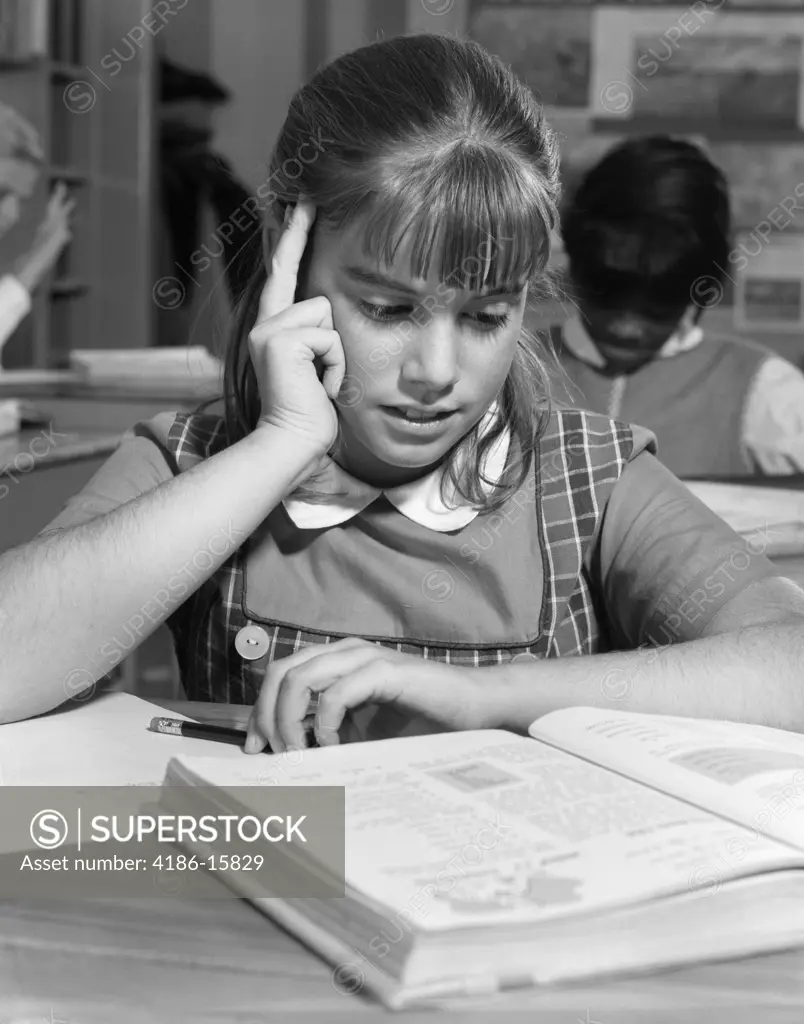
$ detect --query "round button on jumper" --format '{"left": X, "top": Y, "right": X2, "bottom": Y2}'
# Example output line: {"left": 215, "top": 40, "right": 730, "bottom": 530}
{"left": 510, "top": 652, "right": 539, "bottom": 663}
{"left": 234, "top": 625, "right": 270, "bottom": 661}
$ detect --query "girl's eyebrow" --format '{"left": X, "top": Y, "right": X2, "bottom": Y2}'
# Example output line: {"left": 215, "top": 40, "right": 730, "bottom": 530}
{"left": 343, "top": 266, "right": 419, "bottom": 294}
{"left": 342, "top": 265, "right": 524, "bottom": 299}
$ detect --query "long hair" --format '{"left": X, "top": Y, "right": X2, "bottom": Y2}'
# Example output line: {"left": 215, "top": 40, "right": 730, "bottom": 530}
{"left": 224, "top": 34, "right": 561, "bottom": 512}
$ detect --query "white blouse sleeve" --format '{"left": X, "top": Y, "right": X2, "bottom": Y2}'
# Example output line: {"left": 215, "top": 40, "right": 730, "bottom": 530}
{"left": 743, "top": 356, "right": 804, "bottom": 473}
{"left": 0, "top": 274, "right": 32, "bottom": 351}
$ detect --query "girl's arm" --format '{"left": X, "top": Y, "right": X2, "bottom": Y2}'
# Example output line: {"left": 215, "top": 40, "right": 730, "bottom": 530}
{"left": 0, "top": 424, "right": 323, "bottom": 723}
{"left": 247, "top": 577, "right": 804, "bottom": 753}
{"left": 1, "top": 200, "right": 343, "bottom": 725}
{"left": 247, "top": 445, "right": 804, "bottom": 750}
{"left": 490, "top": 576, "right": 804, "bottom": 733}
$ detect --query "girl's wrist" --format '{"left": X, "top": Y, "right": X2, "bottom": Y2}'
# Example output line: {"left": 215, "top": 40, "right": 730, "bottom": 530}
{"left": 250, "top": 421, "right": 327, "bottom": 460}
{"left": 477, "top": 661, "right": 554, "bottom": 734}
{"left": 243, "top": 422, "right": 328, "bottom": 493}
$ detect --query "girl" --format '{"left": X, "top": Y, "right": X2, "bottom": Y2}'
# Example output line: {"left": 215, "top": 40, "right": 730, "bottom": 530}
{"left": 1, "top": 36, "right": 803, "bottom": 749}
{"left": 554, "top": 136, "right": 804, "bottom": 478}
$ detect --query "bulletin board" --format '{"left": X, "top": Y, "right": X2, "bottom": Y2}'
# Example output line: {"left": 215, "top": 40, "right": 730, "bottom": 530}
{"left": 468, "top": 0, "right": 804, "bottom": 339}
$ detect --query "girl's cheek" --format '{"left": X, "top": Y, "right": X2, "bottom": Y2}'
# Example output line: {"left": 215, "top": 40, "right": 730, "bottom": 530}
{"left": 329, "top": 301, "right": 364, "bottom": 354}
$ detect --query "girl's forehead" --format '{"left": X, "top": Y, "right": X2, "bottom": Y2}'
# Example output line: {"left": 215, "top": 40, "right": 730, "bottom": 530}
{"left": 326, "top": 215, "right": 527, "bottom": 294}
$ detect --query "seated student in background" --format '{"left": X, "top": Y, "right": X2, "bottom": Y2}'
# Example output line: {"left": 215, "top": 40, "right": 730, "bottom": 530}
{"left": 1, "top": 38, "right": 804, "bottom": 749}
{"left": 554, "top": 136, "right": 804, "bottom": 478}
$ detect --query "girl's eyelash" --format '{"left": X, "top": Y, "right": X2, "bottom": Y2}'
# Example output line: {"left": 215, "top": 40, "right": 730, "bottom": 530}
{"left": 475, "top": 312, "right": 510, "bottom": 331}
{"left": 359, "top": 302, "right": 408, "bottom": 322}
{"left": 358, "top": 302, "right": 511, "bottom": 331}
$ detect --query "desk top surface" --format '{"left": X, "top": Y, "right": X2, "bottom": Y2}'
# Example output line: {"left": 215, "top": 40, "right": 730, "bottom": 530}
{"left": 3, "top": 698, "right": 804, "bottom": 1023}
{"left": 0, "top": 426, "right": 121, "bottom": 475}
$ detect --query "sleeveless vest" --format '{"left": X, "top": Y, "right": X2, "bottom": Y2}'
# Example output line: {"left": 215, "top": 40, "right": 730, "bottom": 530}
{"left": 553, "top": 326, "right": 769, "bottom": 478}
{"left": 160, "top": 409, "right": 650, "bottom": 704}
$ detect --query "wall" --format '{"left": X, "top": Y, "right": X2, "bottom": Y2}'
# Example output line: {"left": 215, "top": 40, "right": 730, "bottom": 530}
{"left": 210, "top": 0, "right": 305, "bottom": 192}
{"left": 207, "top": 0, "right": 469, "bottom": 192}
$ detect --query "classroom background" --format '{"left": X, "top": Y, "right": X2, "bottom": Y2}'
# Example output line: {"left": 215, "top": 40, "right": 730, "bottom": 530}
{"left": 4, "top": 0, "right": 804, "bottom": 362}
{"left": 2, "top": 0, "right": 804, "bottom": 691}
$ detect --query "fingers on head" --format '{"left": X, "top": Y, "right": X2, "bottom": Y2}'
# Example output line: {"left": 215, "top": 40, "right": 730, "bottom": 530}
{"left": 258, "top": 202, "right": 317, "bottom": 322}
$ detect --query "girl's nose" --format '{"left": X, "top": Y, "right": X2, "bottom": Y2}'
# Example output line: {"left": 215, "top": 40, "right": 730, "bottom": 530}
{"left": 401, "top": 319, "right": 460, "bottom": 393}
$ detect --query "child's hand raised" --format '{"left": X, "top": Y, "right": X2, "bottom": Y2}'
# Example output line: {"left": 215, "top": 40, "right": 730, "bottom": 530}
{"left": 244, "top": 638, "right": 499, "bottom": 753}
{"left": 14, "top": 182, "right": 75, "bottom": 292}
{"left": 249, "top": 201, "right": 345, "bottom": 454}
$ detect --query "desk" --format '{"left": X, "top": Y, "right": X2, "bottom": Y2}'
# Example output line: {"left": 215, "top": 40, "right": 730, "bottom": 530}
{"left": 0, "top": 426, "right": 179, "bottom": 696}
{"left": 3, "top": 699, "right": 804, "bottom": 1023}
{"left": 775, "top": 554, "right": 804, "bottom": 590}
{"left": 0, "top": 428, "right": 121, "bottom": 550}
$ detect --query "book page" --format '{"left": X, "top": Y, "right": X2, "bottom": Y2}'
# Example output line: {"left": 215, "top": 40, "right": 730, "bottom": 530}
{"left": 530, "top": 708, "right": 804, "bottom": 855}
{"left": 0, "top": 692, "right": 247, "bottom": 786}
{"left": 170, "top": 729, "right": 803, "bottom": 931}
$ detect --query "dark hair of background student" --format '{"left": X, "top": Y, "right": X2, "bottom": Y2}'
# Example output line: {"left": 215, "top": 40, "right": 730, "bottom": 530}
{"left": 562, "top": 136, "right": 732, "bottom": 333}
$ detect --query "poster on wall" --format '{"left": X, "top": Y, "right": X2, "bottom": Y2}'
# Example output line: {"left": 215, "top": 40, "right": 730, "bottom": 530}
{"left": 469, "top": 4, "right": 592, "bottom": 107}
{"left": 728, "top": 1, "right": 804, "bottom": 8}
{"left": 733, "top": 234, "right": 804, "bottom": 330}
{"left": 590, "top": 9, "right": 804, "bottom": 127}
{"left": 472, "top": 2, "right": 804, "bottom": 9}
{"left": 627, "top": 34, "right": 800, "bottom": 122}
{"left": 470, "top": 0, "right": 595, "bottom": 4}
{"left": 707, "top": 144, "right": 804, "bottom": 228}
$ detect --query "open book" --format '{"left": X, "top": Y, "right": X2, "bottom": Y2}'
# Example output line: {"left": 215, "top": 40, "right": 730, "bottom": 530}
{"left": 164, "top": 708, "right": 804, "bottom": 1009}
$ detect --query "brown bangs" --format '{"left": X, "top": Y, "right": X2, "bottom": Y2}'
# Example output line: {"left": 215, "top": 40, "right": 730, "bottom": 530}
{"left": 352, "top": 141, "right": 556, "bottom": 292}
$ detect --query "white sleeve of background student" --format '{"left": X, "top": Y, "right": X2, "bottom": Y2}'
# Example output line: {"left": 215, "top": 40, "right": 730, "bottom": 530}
{"left": 0, "top": 274, "right": 32, "bottom": 351}
{"left": 742, "top": 356, "right": 804, "bottom": 473}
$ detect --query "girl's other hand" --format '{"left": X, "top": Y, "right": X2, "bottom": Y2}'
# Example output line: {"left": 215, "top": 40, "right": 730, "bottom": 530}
{"left": 249, "top": 201, "right": 345, "bottom": 454}
{"left": 245, "top": 638, "right": 497, "bottom": 753}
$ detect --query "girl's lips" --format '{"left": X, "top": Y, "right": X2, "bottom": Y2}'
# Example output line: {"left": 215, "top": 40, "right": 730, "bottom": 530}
{"left": 380, "top": 406, "right": 458, "bottom": 435}
{"left": 381, "top": 406, "right": 457, "bottom": 422}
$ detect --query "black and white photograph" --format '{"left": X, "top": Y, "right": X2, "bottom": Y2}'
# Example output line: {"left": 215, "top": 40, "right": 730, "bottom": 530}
{"left": 4, "top": 2, "right": 804, "bottom": 1022}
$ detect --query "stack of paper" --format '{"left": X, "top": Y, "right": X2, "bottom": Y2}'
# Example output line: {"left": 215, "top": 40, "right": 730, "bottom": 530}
{"left": 69, "top": 347, "right": 223, "bottom": 390}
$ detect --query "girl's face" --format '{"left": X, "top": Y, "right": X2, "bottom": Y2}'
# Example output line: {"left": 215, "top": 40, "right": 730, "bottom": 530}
{"left": 300, "top": 218, "right": 527, "bottom": 487}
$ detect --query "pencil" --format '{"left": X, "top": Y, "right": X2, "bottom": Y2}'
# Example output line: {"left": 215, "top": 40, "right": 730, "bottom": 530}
{"left": 148, "top": 716, "right": 318, "bottom": 750}
{"left": 149, "top": 716, "right": 249, "bottom": 746}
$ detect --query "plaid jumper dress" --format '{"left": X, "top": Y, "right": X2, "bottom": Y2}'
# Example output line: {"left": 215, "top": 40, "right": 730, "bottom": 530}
{"left": 162, "top": 409, "right": 642, "bottom": 704}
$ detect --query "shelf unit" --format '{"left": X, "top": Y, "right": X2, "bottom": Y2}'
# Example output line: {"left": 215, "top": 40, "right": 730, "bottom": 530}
{"left": 0, "top": 0, "right": 156, "bottom": 369}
